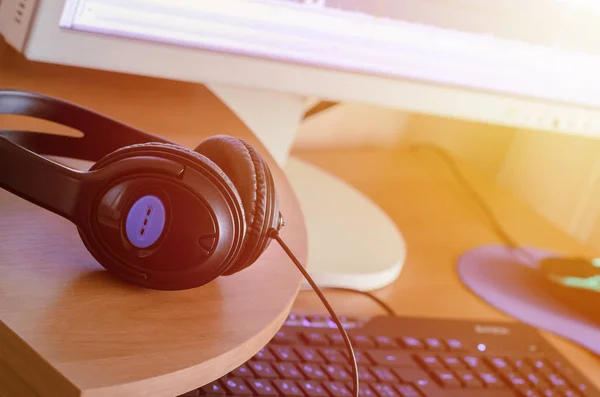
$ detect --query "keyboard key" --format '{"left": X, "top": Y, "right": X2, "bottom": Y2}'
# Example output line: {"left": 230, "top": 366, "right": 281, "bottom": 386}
{"left": 487, "top": 357, "right": 513, "bottom": 372}
{"left": 272, "top": 346, "right": 302, "bottom": 362}
{"left": 445, "top": 338, "right": 465, "bottom": 351}
{"left": 525, "top": 372, "right": 550, "bottom": 389}
{"left": 359, "top": 384, "right": 377, "bottom": 397}
{"left": 432, "top": 370, "right": 461, "bottom": 388}
{"left": 357, "top": 351, "right": 374, "bottom": 365}
{"left": 299, "top": 363, "right": 328, "bottom": 380}
{"left": 394, "top": 384, "right": 421, "bottom": 397}
{"left": 520, "top": 389, "right": 543, "bottom": 397}
{"left": 540, "top": 389, "right": 558, "bottom": 397}
{"left": 323, "top": 364, "right": 351, "bottom": 381}
{"left": 512, "top": 358, "right": 535, "bottom": 373}
{"left": 374, "top": 336, "right": 397, "bottom": 349}
{"left": 273, "top": 330, "right": 297, "bottom": 345}
{"left": 561, "top": 390, "right": 581, "bottom": 397}
{"left": 547, "top": 373, "right": 568, "bottom": 388}
{"left": 342, "top": 350, "right": 372, "bottom": 365}
{"left": 296, "top": 347, "right": 323, "bottom": 363}
{"left": 285, "top": 314, "right": 307, "bottom": 327}
{"left": 328, "top": 334, "right": 346, "bottom": 346}
{"left": 416, "top": 354, "right": 444, "bottom": 369}
{"left": 357, "top": 366, "right": 376, "bottom": 382}
{"left": 298, "top": 380, "right": 329, "bottom": 397}
{"left": 351, "top": 335, "right": 376, "bottom": 348}
{"left": 560, "top": 389, "right": 582, "bottom": 397}
{"left": 301, "top": 331, "right": 330, "bottom": 346}
{"left": 371, "top": 366, "right": 397, "bottom": 382}
{"left": 545, "top": 358, "right": 563, "bottom": 370}
{"left": 273, "top": 380, "right": 304, "bottom": 397}
{"left": 391, "top": 368, "right": 429, "bottom": 385}
{"left": 479, "top": 372, "right": 505, "bottom": 388}
{"left": 198, "top": 381, "right": 226, "bottom": 396}
{"left": 391, "top": 368, "right": 435, "bottom": 394}
{"left": 248, "top": 379, "right": 279, "bottom": 396}
{"left": 231, "top": 364, "right": 254, "bottom": 378}
{"left": 527, "top": 358, "right": 552, "bottom": 374}
{"left": 323, "top": 381, "right": 351, "bottom": 397}
{"left": 222, "top": 378, "right": 253, "bottom": 396}
{"left": 455, "top": 369, "right": 484, "bottom": 388}
{"left": 249, "top": 361, "right": 279, "bottom": 379}
{"left": 462, "top": 355, "right": 487, "bottom": 369}
{"left": 399, "top": 337, "right": 424, "bottom": 350}
{"left": 502, "top": 372, "right": 529, "bottom": 387}
{"left": 439, "top": 355, "right": 465, "bottom": 369}
{"left": 274, "top": 362, "right": 304, "bottom": 380}
{"left": 306, "top": 315, "right": 331, "bottom": 328}
{"left": 319, "top": 348, "right": 347, "bottom": 364}
{"left": 254, "top": 347, "right": 276, "bottom": 361}
{"left": 366, "top": 350, "right": 415, "bottom": 367}
{"left": 372, "top": 383, "right": 400, "bottom": 397}
{"left": 556, "top": 390, "right": 578, "bottom": 397}
{"left": 424, "top": 338, "right": 445, "bottom": 351}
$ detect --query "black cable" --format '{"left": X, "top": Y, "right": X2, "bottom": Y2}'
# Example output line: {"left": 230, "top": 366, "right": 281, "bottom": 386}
{"left": 410, "top": 144, "right": 536, "bottom": 265}
{"left": 322, "top": 287, "right": 397, "bottom": 316}
{"left": 269, "top": 229, "right": 359, "bottom": 397}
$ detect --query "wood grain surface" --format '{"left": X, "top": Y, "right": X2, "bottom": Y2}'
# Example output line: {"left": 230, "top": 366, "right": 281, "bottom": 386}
{"left": 291, "top": 146, "right": 600, "bottom": 388}
{"left": 0, "top": 42, "right": 307, "bottom": 397}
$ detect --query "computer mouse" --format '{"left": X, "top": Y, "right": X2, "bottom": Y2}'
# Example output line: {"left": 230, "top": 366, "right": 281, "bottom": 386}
{"left": 539, "top": 256, "right": 600, "bottom": 293}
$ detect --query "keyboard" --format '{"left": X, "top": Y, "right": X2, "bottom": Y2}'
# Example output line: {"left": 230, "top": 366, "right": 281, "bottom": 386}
{"left": 179, "top": 313, "right": 600, "bottom": 397}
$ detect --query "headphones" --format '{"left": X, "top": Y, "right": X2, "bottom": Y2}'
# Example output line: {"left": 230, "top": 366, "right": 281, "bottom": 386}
{"left": 0, "top": 90, "right": 362, "bottom": 397}
{"left": 0, "top": 89, "right": 284, "bottom": 290}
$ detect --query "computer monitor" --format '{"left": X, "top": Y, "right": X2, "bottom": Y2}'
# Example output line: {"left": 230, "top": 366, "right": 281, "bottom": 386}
{"left": 3, "top": 0, "right": 600, "bottom": 139}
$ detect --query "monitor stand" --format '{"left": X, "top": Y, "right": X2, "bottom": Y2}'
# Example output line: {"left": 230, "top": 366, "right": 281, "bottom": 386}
{"left": 209, "top": 84, "right": 406, "bottom": 291}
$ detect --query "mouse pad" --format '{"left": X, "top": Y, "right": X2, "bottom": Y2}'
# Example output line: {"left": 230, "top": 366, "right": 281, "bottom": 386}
{"left": 457, "top": 244, "right": 600, "bottom": 356}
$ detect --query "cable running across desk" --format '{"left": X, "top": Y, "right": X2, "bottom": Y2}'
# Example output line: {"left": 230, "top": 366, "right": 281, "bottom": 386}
{"left": 410, "top": 144, "right": 537, "bottom": 265}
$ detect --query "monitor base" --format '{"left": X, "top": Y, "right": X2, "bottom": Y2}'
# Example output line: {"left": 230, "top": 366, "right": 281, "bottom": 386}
{"left": 208, "top": 83, "right": 406, "bottom": 291}
{"left": 285, "top": 157, "right": 406, "bottom": 291}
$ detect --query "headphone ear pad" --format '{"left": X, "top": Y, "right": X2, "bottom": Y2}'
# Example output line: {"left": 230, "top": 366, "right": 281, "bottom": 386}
{"left": 195, "top": 135, "right": 278, "bottom": 274}
{"left": 88, "top": 142, "right": 247, "bottom": 279}
{"left": 91, "top": 142, "right": 244, "bottom": 217}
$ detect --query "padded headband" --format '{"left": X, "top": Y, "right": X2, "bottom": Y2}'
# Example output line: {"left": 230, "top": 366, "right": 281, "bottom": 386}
{"left": 0, "top": 90, "right": 181, "bottom": 222}
{"left": 0, "top": 89, "right": 171, "bottom": 161}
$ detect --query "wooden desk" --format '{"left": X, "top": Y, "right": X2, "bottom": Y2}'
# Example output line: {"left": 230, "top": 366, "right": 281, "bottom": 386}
{"left": 291, "top": 146, "right": 600, "bottom": 388}
{"left": 0, "top": 43, "right": 307, "bottom": 397}
{"left": 2, "top": 39, "right": 600, "bottom": 395}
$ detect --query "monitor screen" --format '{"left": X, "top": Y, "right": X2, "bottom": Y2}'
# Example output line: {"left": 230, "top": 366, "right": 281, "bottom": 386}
{"left": 60, "top": 0, "right": 600, "bottom": 109}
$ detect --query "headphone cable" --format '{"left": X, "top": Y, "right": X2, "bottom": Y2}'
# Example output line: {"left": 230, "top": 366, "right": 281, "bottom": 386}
{"left": 269, "top": 229, "right": 360, "bottom": 397}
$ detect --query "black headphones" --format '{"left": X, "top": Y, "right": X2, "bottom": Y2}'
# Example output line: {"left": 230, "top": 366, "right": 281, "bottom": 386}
{"left": 0, "top": 89, "right": 284, "bottom": 290}
{"left": 0, "top": 90, "right": 362, "bottom": 397}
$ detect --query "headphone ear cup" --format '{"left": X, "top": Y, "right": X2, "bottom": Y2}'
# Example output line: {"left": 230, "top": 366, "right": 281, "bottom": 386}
{"left": 195, "top": 135, "right": 279, "bottom": 274}
{"left": 87, "top": 141, "right": 247, "bottom": 280}
{"left": 91, "top": 142, "right": 243, "bottom": 210}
